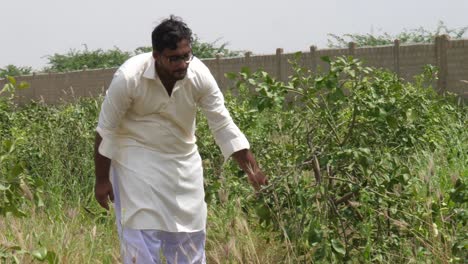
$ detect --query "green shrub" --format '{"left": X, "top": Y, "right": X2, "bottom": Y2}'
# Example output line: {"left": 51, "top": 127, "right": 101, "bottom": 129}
{"left": 223, "top": 54, "right": 467, "bottom": 262}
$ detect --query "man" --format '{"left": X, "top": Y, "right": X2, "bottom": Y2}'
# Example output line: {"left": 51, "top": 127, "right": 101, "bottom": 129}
{"left": 94, "top": 15, "right": 267, "bottom": 263}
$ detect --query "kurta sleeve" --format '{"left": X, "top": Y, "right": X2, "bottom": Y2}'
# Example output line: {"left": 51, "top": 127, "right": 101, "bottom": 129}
{"left": 197, "top": 71, "right": 250, "bottom": 161}
{"left": 96, "top": 70, "right": 132, "bottom": 159}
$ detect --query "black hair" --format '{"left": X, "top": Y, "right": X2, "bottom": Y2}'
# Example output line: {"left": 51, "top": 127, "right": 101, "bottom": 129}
{"left": 152, "top": 15, "right": 193, "bottom": 52}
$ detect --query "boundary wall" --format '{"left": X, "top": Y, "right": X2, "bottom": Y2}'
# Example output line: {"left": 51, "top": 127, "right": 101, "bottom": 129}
{"left": 1, "top": 36, "right": 467, "bottom": 104}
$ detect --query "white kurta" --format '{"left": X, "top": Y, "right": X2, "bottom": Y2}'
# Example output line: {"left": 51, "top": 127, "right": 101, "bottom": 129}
{"left": 96, "top": 53, "right": 249, "bottom": 232}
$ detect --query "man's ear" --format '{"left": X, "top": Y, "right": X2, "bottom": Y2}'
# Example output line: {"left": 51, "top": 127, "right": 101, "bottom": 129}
{"left": 152, "top": 51, "right": 160, "bottom": 61}
{"left": 153, "top": 51, "right": 162, "bottom": 66}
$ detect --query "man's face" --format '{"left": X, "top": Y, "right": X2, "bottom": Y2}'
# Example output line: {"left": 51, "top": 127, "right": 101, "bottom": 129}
{"left": 153, "top": 39, "right": 192, "bottom": 82}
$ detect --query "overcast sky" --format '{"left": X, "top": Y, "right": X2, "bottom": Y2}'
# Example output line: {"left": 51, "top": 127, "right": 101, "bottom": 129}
{"left": 1, "top": 0, "right": 467, "bottom": 70}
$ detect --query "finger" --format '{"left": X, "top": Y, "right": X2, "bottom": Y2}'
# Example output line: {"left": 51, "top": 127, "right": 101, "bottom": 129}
{"left": 258, "top": 175, "right": 266, "bottom": 185}
{"left": 254, "top": 171, "right": 267, "bottom": 185}
{"left": 109, "top": 189, "right": 115, "bottom": 203}
{"left": 249, "top": 175, "right": 260, "bottom": 190}
{"left": 95, "top": 192, "right": 110, "bottom": 210}
{"left": 98, "top": 198, "right": 110, "bottom": 210}
{"left": 253, "top": 180, "right": 260, "bottom": 191}
{"left": 257, "top": 175, "right": 267, "bottom": 186}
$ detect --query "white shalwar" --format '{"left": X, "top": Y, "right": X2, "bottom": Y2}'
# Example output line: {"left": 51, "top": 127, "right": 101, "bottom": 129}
{"left": 96, "top": 53, "right": 249, "bottom": 263}
{"left": 111, "top": 164, "right": 207, "bottom": 264}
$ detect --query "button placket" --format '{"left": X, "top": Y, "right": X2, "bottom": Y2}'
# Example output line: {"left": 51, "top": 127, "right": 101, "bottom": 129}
{"left": 161, "top": 100, "right": 168, "bottom": 111}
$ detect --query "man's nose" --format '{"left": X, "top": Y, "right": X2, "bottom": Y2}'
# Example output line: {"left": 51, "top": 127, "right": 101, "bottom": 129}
{"left": 175, "top": 61, "right": 189, "bottom": 69}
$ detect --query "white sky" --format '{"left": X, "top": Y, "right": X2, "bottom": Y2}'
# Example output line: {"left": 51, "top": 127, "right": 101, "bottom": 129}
{"left": 1, "top": 0, "right": 467, "bottom": 70}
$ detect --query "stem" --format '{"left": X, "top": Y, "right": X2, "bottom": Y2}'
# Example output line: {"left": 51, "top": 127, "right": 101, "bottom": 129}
{"left": 341, "top": 104, "right": 357, "bottom": 147}
{"left": 328, "top": 197, "right": 349, "bottom": 257}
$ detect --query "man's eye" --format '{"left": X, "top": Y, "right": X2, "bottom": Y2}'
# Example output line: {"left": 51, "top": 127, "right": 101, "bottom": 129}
{"left": 166, "top": 53, "right": 193, "bottom": 63}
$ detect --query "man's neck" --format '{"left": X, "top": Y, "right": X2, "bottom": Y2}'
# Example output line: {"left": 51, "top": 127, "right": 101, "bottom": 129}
{"left": 161, "top": 79, "right": 176, "bottom": 96}
{"left": 155, "top": 66, "right": 176, "bottom": 96}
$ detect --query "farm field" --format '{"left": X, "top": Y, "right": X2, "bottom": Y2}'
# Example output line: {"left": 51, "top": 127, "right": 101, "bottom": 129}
{"left": 1, "top": 56, "right": 467, "bottom": 263}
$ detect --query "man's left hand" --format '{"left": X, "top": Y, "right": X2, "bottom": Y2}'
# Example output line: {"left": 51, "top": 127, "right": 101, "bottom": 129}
{"left": 232, "top": 149, "right": 268, "bottom": 191}
{"left": 247, "top": 170, "right": 268, "bottom": 191}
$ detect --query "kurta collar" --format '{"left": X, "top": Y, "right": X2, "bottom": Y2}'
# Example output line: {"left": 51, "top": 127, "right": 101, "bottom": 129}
{"left": 143, "top": 55, "right": 157, "bottom": 80}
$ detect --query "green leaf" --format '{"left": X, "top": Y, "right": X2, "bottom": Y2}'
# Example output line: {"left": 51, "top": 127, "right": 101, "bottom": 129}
{"left": 321, "top": 56, "right": 331, "bottom": 63}
{"left": 224, "top": 72, "right": 237, "bottom": 80}
{"left": 2, "top": 139, "right": 13, "bottom": 152}
{"left": 0, "top": 183, "right": 9, "bottom": 191}
{"left": 1, "top": 83, "right": 14, "bottom": 94}
{"left": 308, "top": 228, "right": 323, "bottom": 244}
{"left": 240, "top": 67, "right": 251, "bottom": 74}
{"left": 18, "top": 81, "right": 30, "bottom": 90}
{"left": 378, "top": 107, "right": 387, "bottom": 118}
{"left": 359, "top": 148, "right": 371, "bottom": 155}
{"left": 37, "top": 193, "right": 45, "bottom": 207}
{"left": 7, "top": 76, "right": 17, "bottom": 86}
{"left": 449, "top": 179, "right": 467, "bottom": 204}
{"left": 331, "top": 239, "right": 346, "bottom": 256}
{"left": 256, "top": 204, "right": 271, "bottom": 224}
{"left": 31, "top": 247, "right": 48, "bottom": 261}
{"left": 386, "top": 115, "right": 398, "bottom": 129}
{"left": 10, "top": 163, "right": 24, "bottom": 178}
{"left": 46, "top": 251, "right": 58, "bottom": 264}
{"left": 406, "top": 108, "right": 416, "bottom": 123}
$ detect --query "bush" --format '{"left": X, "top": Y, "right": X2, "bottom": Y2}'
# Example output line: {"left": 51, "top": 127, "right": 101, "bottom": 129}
{"left": 221, "top": 54, "right": 467, "bottom": 262}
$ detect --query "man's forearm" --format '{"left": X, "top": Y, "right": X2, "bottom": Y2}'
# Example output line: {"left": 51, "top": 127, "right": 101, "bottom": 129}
{"left": 232, "top": 149, "right": 267, "bottom": 189}
{"left": 94, "top": 132, "right": 114, "bottom": 210}
{"left": 232, "top": 149, "right": 259, "bottom": 175}
{"left": 94, "top": 133, "right": 111, "bottom": 183}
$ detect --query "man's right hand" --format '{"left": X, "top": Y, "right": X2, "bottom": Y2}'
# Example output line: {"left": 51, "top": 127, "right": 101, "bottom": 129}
{"left": 94, "top": 133, "right": 114, "bottom": 210}
{"left": 94, "top": 180, "right": 114, "bottom": 210}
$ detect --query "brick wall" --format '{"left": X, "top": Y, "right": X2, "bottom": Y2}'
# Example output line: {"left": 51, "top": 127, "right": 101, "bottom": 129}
{"left": 447, "top": 39, "right": 468, "bottom": 98}
{"left": 1, "top": 36, "right": 467, "bottom": 105}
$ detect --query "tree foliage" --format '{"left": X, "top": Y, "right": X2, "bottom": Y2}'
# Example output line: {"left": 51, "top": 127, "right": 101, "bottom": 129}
{"left": 0, "top": 65, "right": 32, "bottom": 78}
{"left": 134, "top": 35, "right": 241, "bottom": 58}
{"left": 191, "top": 35, "right": 242, "bottom": 58}
{"left": 43, "top": 36, "right": 241, "bottom": 73}
{"left": 43, "top": 45, "right": 133, "bottom": 72}
{"left": 327, "top": 21, "right": 468, "bottom": 48}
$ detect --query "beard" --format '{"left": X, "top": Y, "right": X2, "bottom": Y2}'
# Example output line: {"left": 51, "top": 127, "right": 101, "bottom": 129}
{"left": 171, "top": 69, "right": 187, "bottom": 80}
{"left": 156, "top": 62, "right": 187, "bottom": 82}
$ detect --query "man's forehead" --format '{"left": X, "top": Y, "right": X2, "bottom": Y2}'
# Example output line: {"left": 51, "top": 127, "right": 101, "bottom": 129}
{"left": 162, "top": 39, "right": 191, "bottom": 55}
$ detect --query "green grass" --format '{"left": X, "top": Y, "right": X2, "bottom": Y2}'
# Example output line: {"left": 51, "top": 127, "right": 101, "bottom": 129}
{"left": 0, "top": 205, "right": 119, "bottom": 263}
